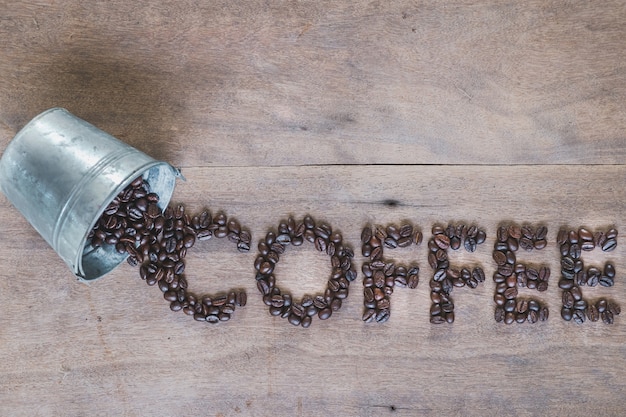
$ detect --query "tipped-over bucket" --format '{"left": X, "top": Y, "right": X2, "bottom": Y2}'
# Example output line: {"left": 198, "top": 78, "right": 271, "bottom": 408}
{"left": 0, "top": 108, "right": 180, "bottom": 280}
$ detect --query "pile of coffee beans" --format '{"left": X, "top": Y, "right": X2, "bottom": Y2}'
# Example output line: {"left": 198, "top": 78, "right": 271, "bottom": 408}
{"left": 89, "top": 175, "right": 251, "bottom": 324}
{"left": 492, "top": 224, "right": 550, "bottom": 324}
{"left": 428, "top": 223, "right": 486, "bottom": 324}
{"left": 360, "top": 223, "right": 422, "bottom": 323}
{"left": 558, "top": 227, "right": 621, "bottom": 324}
{"left": 254, "top": 215, "right": 356, "bottom": 328}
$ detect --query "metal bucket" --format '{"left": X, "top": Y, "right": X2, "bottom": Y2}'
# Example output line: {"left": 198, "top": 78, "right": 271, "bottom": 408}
{"left": 0, "top": 108, "right": 181, "bottom": 281}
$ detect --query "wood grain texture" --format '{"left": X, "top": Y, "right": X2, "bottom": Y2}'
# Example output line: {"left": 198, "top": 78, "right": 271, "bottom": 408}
{"left": 2, "top": 1, "right": 626, "bottom": 416}
{"left": 1, "top": 1, "right": 625, "bottom": 166}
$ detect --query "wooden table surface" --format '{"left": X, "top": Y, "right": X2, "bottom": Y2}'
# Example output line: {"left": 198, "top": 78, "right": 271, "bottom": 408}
{"left": 2, "top": 1, "right": 626, "bottom": 416}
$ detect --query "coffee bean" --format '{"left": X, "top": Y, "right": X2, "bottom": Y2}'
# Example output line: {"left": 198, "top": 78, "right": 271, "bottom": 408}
{"left": 572, "top": 309, "right": 586, "bottom": 324}
{"left": 562, "top": 291, "right": 574, "bottom": 309}
{"left": 569, "top": 244, "right": 581, "bottom": 259}
{"left": 493, "top": 251, "right": 507, "bottom": 266}
{"left": 494, "top": 307, "right": 505, "bottom": 322}
{"left": 602, "top": 310, "right": 615, "bottom": 324}
{"left": 497, "top": 226, "right": 509, "bottom": 242}
{"left": 519, "top": 237, "right": 534, "bottom": 251}
{"left": 587, "top": 304, "right": 599, "bottom": 322}
{"left": 599, "top": 275, "right": 614, "bottom": 287}
{"left": 472, "top": 267, "right": 485, "bottom": 282}
{"left": 464, "top": 237, "right": 477, "bottom": 252}
{"left": 602, "top": 238, "right": 617, "bottom": 252}
{"left": 504, "top": 312, "right": 515, "bottom": 324}
{"left": 434, "top": 234, "right": 450, "bottom": 250}
{"left": 608, "top": 301, "right": 621, "bottom": 316}
{"left": 561, "top": 307, "right": 573, "bottom": 321}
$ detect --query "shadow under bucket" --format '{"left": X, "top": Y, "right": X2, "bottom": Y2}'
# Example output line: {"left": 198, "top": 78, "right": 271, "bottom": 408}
{"left": 0, "top": 108, "right": 181, "bottom": 281}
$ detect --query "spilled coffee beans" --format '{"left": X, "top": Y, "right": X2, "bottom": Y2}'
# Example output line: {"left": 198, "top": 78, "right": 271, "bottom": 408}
{"left": 88, "top": 175, "right": 251, "bottom": 324}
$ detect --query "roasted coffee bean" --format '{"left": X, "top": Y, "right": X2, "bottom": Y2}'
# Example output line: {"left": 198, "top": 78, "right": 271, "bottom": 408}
{"left": 604, "top": 262, "right": 616, "bottom": 278}
{"left": 535, "top": 226, "right": 548, "bottom": 241}
{"left": 599, "top": 275, "right": 614, "bottom": 287}
{"left": 602, "top": 238, "right": 617, "bottom": 252}
{"left": 519, "top": 237, "right": 534, "bottom": 251}
{"left": 528, "top": 300, "right": 540, "bottom": 312}
{"left": 521, "top": 226, "right": 534, "bottom": 240}
{"left": 569, "top": 244, "right": 581, "bottom": 259}
{"left": 472, "top": 267, "right": 485, "bottom": 282}
{"left": 434, "top": 234, "right": 450, "bottom": 250}
{"left": 561, "top": 307, "right": 573, "bottom": 321}
{"left": 506, "top": 237, "right": 519, "bottom": 252}
{"left": 494, "top": 307, "right": 505, "bottom": 322}
{"left": 562, "top": 291, "right": 575, "bottom": 309}
{"left": 497, "top": 226, "right": 509, "bottom": 242}
{"left": 493, "top": 251, "right": 507, "bottom": 266}
{"left": 504, "top": 312, "right": 515, "bottom": 325}
{"left": 602, "top": 310, "right": 615, "bottom": 324}
{"left": 572, "top": 309, "right": 586, "bottom": 324}
{"left": 587, "top": 304, "right": 600, "bottom": 322}
{"left": 362, "top": 308, "right": 376, "bottom": 322}
{"left": 608, "top": 301, "right": 621, "bottom": 316}
{"left": 504, "top": 299, "right": 516, "bottom": 313}
{"left": 463, "top": 237, "right": 477, "bottom": 252}
{"left": 318, "top": 307, "right": 332, "bottom": 320}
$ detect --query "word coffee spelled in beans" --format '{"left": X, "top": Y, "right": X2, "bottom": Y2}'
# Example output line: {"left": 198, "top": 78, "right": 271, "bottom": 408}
{"left": 88, "top": 178, "right": 621, "bottom": 327}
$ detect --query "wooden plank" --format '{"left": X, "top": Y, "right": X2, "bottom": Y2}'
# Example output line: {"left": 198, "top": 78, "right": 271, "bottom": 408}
{"left": 1, "top": 1, "right": 625, "bottom": 166}
{"left": 1, "top": 165, "right": 626, "bottom": 416}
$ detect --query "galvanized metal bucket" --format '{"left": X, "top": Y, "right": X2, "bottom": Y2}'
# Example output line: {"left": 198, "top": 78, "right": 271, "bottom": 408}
{"left": 0, "top": 108, "right": 181, "bottom": 281}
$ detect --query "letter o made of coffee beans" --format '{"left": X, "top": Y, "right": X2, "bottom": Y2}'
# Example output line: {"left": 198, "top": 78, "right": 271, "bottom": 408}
{"left": 254, "top": 215, "right": 357, "bottom": 328}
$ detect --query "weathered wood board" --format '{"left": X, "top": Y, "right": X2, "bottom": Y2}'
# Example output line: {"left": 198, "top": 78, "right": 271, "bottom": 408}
{"left": 1, "top": 1, "right": 626, "bottom": 416}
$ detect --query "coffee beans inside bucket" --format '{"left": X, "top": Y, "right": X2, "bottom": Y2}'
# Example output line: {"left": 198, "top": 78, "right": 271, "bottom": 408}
{"left": 88, "top": 176, "right": 160, "bottom": 254}
{"left": 88, "top": 175, "right": 251, "bottom": 323}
